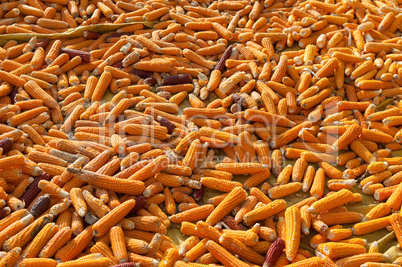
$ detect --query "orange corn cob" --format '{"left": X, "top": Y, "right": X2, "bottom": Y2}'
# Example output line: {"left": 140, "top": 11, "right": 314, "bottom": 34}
{"left": 67, "top": 167, "right": 145, "bottom": 195}
{"left": 92, "top": 199, "right": 136, "bottom": 237}
{"left": 206, "top": 186, "right": 247, "bottom": 226}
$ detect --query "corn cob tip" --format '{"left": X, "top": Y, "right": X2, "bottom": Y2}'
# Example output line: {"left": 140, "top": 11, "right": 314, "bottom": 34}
{"left": 66, "top": 167, "right": 80, "bottom": 174}
{"left": 59, "top": 190, "right": 70, "bottom": 198}
{"left": 307, "top": 206, "right": 315, "bottom": 212}
{"left": 78, "top": 208, "right": 86, "bottom": 217}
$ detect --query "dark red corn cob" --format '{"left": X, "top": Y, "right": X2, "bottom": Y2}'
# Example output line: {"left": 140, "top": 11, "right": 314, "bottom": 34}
{"left": 222, "top": 215, "right": 248, "bottom": 230}
{"left": 0, "top": 137, "right": 12, "bottom": 154}
{"left": 162, "top": 74, "right": 192, "bottom": 85}
{"left": 215, "top": 45, "right": 233, "bottom": 72}
{"left": 144, "top": 77, "right": 157, "bottom": 86}
{"left": 111, "top": 32, "right": 128, "bottom": 38}
{"left": 83, "top": 31, "right": 102, "bottom": 40}
{"left": 131, "top": 69, "right": 153, "bottom": 78}
{"left": 111, "top": 263, "right": 139, "bottom": 267}
{"left": 0, "top": 207, "right": 10, "bottom": 219}
{"left": 29, "top": 195, "right": 50, "bottom": 218}
{"left": 157, "top": 116, "right": 176, "bottom": 134}
{"left": 112, "top": 61, "right": 123, "bottom": 69}
{"left": 10, "top": 88, "right": 17, "bottom": 104}
{"left": 21, "top": 173, "right": 51, "bottom": 207}
{"left": 36, "top": 39, "right": 49, "bottom": 49}
{"left": 60, "top": 48, "right": 92, "bottom": 63}
{"left": 263, "top": 238, "right": 285, "bottom": 267}
{"left": 192, "top": 185, "right": 204, "bottom": 202}
{"left": 127, "top": 196, "right": 147, "bottom": 216}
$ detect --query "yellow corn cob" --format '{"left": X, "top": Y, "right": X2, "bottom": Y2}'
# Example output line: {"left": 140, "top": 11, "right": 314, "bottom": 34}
{"left": 243, "top": 199, "right": 286, "bottom": 225}
{"left": 21, "top": 222, "right": 59, "bottom": 258}
{"left": 194, "top": 221, "right": 221, "bottom": 242}
{"left": 201, "top": 177, "right": 243, "bottom": 192}
{"left": 310, "top": 167, "right": 325, "bottom": 199}
{"left": 18, "top": 258, "right": 58, "bottom": 267}
{"left": 205, "top": 240, "right": 249, "bottom": 267}
{"left": 39, "top": 226, "right": 72, "bottom": 258}
{"left": 128, "top": 155, "right": 169, "bottom": 182}
{"left": 4, "top": 214, "right": 53, "bottom": 251}
{"left": 83, "top": 189, "right": 110, "bottom": 218}
{"left": 0, "top": 247, "right": 21, "bottom": 267}
{"left": 89, "top": 242, "right": 117, "bottom": 264}
{"left": 318, "top": 242, "right": 366, "bottom": 259}
{"left": 219, "top": 233, "right": 265, "bottom": 265}
{"left": 268, "top": 182, "right": 302, "bottom": 199}
{"left": 70, "top": 188, "right": 87, "bottom": 217}
{"left": 179, "top": 236, "right": 199, "bottom": 256}
{"left": 318, "top": 211, "right": 363, "bottom": 226}
{"left": 110, "top": 226, "right": 128, "bottom": 263}
{"left": 353, "top": 216, "right": 390, "bottom": 235}
{"left": 206, "top": 186, "right": 246, "bottom": 225}
{"left": 124, "top": 124, "right": 168, "bottom": 140}
{"left": 67, "top": 167, "right": 145, "bottom": 195}
{"left": 0, "top": 214, "right": 33, "bottom": 248}
{"left": 148, "top": 203, "right": 170, "bottom": 228}
{"left": 277, "top": 165, "right": 293, "bottom": 185}
{"left": 300, "top": 205, "right": 311, "bottom": 235}
{"left": 56, "top": 257, "right": 111, "bottom": 267}
{"left": 145, "top": 232, "right": 162, "bottom": 258}
{"left": 390, "top": 213, "right": 402, "bottom": 248}
{"left": 308, "top": 189, "right": 355, "bottom": 213}
{"left": 350, "top": 140, "right": 375, "bottom": 163}
{"left": 327, "top": 228, "right": 353, "bottom": 242}
{"left": 128, "top": 216, "right": 162, "bottom": 233}
{"left": 215, "top": 162, "right": 269, "bottom": 174}
{"left": 182, "top": 238, "right": 208, "bottom": 262}
{"left": 55, "top": 225, "right": 94, "bottom": 262}
{"left": 24, "top": 80, "right": 58, "bottom": 109}
{"left": 250, "top": 187, "right": 272, "bottom": 204}
{"left": 182, "top": 139, "right": 202, "bottom": 170}
{"left": 335, "top": 253, "right": 386, "bottom": 267}
{"left": 49, "top": 198, "right": 71, "bottom": 217}
{"left": 284, "top": 257, "right": 325, "bottom": 267}
{"left": 38, "top": 180, "right": 69, "bottom": 198}
{"left": 124, "top": 237, "right": 149, "bottom": 254}
{"left": 12, "top": 177, "right": 33, "bottom": 199}
{"left": 91, "top": 71, "right": 112, "bottom": 102}
{"left": 169, "top": 204, "right": 214, "bottom": 224}
{"left": 159, "top": 247, "right": 180, "bottom": 267}
{"left": 92, "top": 199, "right": 136, "bottom": 237}
{"left": 386, "top": 182, "right": 402, "bottom": 210}
{"left": 285, "top": 206, "right": 301, "bottom": 261}
{"left": 363, "top": 203, "right": 391, "bottom": 221}
{"left": 55, "top": 210, "right": 72, "bottom": 229}
{"left": 234, "top": 196, "right": 258, "bottom": 223}
{"left": 292, "top": 158, "right": 308, "bottom": 182}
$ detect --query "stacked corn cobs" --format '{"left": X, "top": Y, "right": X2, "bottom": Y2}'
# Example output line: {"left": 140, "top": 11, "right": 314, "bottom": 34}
{"left": 2, "top": 0, "right": 402, "bottom": 266}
